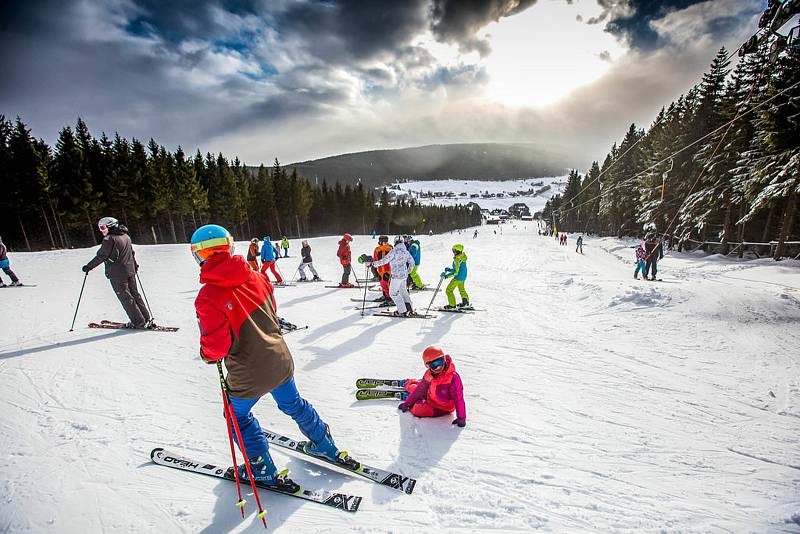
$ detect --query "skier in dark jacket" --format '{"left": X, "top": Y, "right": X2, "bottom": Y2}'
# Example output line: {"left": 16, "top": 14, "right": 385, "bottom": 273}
{"left": 0, "top": 235, "right": 22, "bottom": 287}
{"left": 644, "top": 233, "right": 661, "bottom": 281}
{"left": 82, "top": 217, "right": 152, "bottom": 328}
{"left": 298, "top": 240, "right": 320, "bottom": 281}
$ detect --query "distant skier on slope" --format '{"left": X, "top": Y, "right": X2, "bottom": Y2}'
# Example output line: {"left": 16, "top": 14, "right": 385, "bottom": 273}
{"left": 441, "top": 243, "right": 469, "bottom": 310}
{"left": 297, "top": 240, "right": 320, "bottom": 281}
{"left": 405, "top": 235, "right": 425, "bottom": 290}
{"left": 259, "top": 234, "right": 283, "bottom": 283}
{"left": 473, "top": 229, "right": 478, "bottom": 239}
{"left": 0, "top": 235, "right": 23, "bottom": 287}
{"left": 82, "top": 217, "right": 153, "bottom": 329}
{"left": 367, "top": 236, "right": 416, "bottom": 316}
{"left": 280, "top": 236, "right": 289, "bottom": 258}
{"left": 372, "top": 235, "right": 393, "bottom": 301}
{"left": 246, "top": 238, "right": 260, "bottom": 270}
{"left": 191, "top": 224, "right": 358, "bottom": 488}
{"left": 576, "top": 235, "right": 583, "bottom": 254}
{"left": 337, "top": 233, "right": 354, "bottom": 287}
{"left": 398, "top": 346, "right": 466, "bottom": 427}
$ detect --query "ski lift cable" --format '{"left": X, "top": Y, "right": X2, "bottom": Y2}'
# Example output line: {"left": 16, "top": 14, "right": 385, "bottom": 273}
{"left": 557, "top": 77, "right": 800, "bottom": 219}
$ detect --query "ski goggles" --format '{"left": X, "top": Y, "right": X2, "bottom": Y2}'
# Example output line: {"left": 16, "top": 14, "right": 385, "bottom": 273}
{"left": 191, "top": 236, "right": 235, "bottom": 265}
{"left": 426, "top": 356, "right": 446, "bottom": 370}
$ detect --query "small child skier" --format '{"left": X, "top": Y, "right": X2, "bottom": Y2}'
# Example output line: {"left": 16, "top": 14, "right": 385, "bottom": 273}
{"left": 634, "top": 244, "right": 647, "bottom": 279}
{"left": 441, "top": 244, "right": 469, "bottom": 309}
{"left": 246, "top": 238, "right": 260, "bottom": 270}
{"left": 0, "top": 235, "right": 23, "bottom": 287}
{"left": 281, "top": 236, "right": 289, "bottom": 258}
{"left": 372, "top": 235, "right": 393, "bottom": 302}
{"left": 298, "top": 240, "right": 320, "bottom": 281}
{"left": 398, "top": 346, "right": 466, "bottom": 427}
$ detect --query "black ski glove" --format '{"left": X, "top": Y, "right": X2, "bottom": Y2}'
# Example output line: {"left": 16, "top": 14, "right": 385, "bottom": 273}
{"left": 452, "top": 418, "right": 466, "bottom": 427}
{"left": 81, "top": 264, "right": 91, "bottom": 273}
{"left": 398, "top": 402, "right": 409, "bottom": 413}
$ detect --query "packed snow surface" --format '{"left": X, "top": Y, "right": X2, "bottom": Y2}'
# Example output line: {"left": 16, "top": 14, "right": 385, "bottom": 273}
{"left": 1, "top": 222, "right": 799, "bottom": 533}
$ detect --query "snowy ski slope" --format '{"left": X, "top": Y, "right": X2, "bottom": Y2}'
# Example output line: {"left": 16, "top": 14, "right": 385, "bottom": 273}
{"left": 1, "top": 222, "right": 799, "bottom": 533}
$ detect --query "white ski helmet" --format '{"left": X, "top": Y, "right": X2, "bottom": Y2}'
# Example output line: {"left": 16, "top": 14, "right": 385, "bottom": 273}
{"left": 97, "top": 216, "right": 118, "bottom": 229}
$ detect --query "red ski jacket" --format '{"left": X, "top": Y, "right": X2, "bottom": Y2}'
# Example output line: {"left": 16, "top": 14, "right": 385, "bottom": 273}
{"left": 194, "top": 253, "right": 294, "bottom": 398}
{"left": 337, "top": 239, "right": 351, "bottom": 265}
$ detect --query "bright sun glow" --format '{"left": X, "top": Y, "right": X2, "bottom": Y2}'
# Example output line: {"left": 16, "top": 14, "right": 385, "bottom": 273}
{"left": 481, "top": 0, "right": 626, "bottom": 107}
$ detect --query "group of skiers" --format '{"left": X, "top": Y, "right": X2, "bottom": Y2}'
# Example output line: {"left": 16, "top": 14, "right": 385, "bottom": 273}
{"left": 37, "top": 216, "right": 470, "bottom": 492}
{"left": 188, "top": 223, "right": 467, "bottom": 489}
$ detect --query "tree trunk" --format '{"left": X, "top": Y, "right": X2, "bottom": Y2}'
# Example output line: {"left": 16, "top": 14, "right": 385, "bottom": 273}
{"left": 296, "top": 215, "right": 301, "bottom": 240}
{"left": 17, "top": 213, "right": 31, "bottom": 251}
{"left": 179, "top": 213, "right": 188, "bottom": 242}
{"left": 48, "top": 196, "right": 66, "bottom": 248}
{"left": 168, "top": 212, "right": 178, "bottom": 243}
{"left": 40, "top": 203, "right": 56, "bottom": 249}
{"left": 86, "top": 210, "right": 98, "bottom": 245}
{"left": 720, "top": 192, "right": 732, "bottom": 255}
{"left": 773, "top": 194, "right": 796, "bottom": 260}
{"left": 737, "top": 204, "right": 746, "bottom": 258}
{"left": 761, "top": 204, "right": 774, "bottom": 243}
{"left": 151, "top": 226, "right": 158, "bottom": 244}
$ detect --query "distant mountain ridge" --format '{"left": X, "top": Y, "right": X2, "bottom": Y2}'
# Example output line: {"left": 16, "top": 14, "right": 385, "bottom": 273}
{"left": 285, "top": 143, "right": 572, "bottom": 188}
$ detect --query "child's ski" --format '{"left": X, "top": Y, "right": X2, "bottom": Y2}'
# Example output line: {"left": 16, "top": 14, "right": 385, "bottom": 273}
{"left": 356, "top": 389, "right": 408, "bottom": 401}
{"left": 434, "top": 307, "right": 484, "bottom": 314}
{"left": 353, "top": 303, "right": 393, "bottom": 310}
{"left": 150, "top": 448, "right": 361, "bottom": 512}
{"left": 372, "top": 312, "right": 435, "bottom": 319}
{"left": 356, "top": 378, "right": 407, "bottom": 389}
{"left": 89, "top": 320, "right": 179, "bottom": 332}
{"left": 324, "top": 285, "right": 371, "bottom": 289}
{"left": 261, "top": 429, "right": 416, "bottom": 495}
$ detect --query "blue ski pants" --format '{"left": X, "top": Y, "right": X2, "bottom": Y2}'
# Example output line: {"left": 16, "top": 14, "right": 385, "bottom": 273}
{"left": 228, "top": 377, "right": 326, "bottom": 459}
{"left": 634, "top": 260, "right": 646, "bottom": 278}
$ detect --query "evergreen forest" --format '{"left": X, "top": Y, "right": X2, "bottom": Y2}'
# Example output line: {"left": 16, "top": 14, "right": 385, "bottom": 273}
{"left": 0, "top": 118, "right": 480, "bottom": 251}
{"left": 541, "top": 44, "right": 800, "bottom": 260}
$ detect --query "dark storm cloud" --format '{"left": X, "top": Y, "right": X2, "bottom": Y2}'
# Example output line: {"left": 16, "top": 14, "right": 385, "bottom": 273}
{"left": 277, "top": 0, "right": 431, "bottom": 63}
{"left": 430, "top": 0, "right": 540, "bottom": 56}
{"left": 588, "top": 0, "right": 761, "bottom": 49}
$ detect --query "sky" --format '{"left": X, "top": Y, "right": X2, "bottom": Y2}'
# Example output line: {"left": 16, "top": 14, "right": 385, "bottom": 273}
{"left": 0, "top": 0, "right": 769, "bottom": 168}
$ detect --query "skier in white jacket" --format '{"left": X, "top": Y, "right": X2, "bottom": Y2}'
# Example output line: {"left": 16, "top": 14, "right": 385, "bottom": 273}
{"left": 369, "top": 237, "right": 416, "bottom": 316}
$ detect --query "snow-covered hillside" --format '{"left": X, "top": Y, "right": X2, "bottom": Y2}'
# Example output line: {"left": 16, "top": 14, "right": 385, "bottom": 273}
{"left": 389, "top": 177, "right": 566, "bottom": 212}
{"left": 1, "top": 223, "right": 799, "bottom": 533}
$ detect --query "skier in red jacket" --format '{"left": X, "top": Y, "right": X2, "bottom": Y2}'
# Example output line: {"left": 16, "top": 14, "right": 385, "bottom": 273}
{"left": 336, "top": 233, "right": 354, "bottom": 287}
{"left": 191, "top": 224, "right": 358, "bottom": 489}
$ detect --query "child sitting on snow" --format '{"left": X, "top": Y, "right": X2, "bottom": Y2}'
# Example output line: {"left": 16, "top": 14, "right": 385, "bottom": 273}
{"left": 398, "top": 346, "right": 467, "bottom": 427}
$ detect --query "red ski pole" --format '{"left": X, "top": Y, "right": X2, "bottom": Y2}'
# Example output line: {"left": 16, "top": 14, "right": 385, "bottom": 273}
{"left": 216, "top": 361, "right": 268, "bottom": 527}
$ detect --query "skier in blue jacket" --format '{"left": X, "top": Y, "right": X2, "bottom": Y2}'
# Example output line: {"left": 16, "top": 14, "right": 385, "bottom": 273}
{"left": 405, "top": 235, "right": 425, "bottom": 289}
{"left": 259, "top": 234, "right": 283, "bottom": 283}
